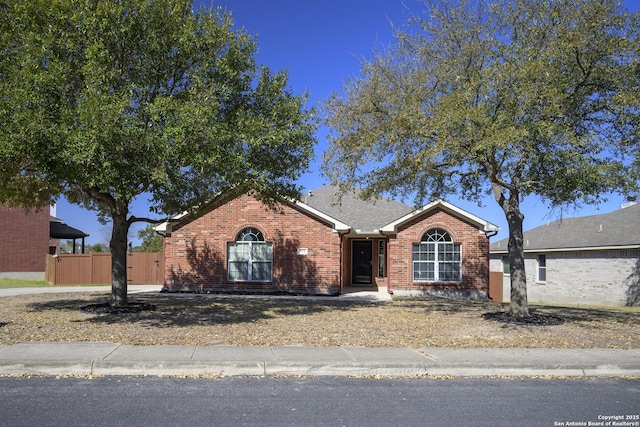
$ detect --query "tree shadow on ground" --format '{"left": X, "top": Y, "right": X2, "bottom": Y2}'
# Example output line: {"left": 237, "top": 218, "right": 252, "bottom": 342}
{"left": 27, "top": 294, "right": 375, "bottom": 328}
{"left": 393, "top": 296, "right": 640, "bottom": 325}
{"left": 392, "top": 296, "right": 505, "bottom": 315}
{"left": 25, "top": 292, "right": 639, "bottom": 330}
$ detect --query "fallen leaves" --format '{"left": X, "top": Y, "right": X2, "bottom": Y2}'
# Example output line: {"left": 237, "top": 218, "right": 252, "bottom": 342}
{"left": 0, "top": 293, "right": 638, "bottom": 349}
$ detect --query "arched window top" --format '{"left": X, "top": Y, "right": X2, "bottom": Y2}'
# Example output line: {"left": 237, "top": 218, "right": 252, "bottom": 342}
{"left": 236, "top": 227, "right": 264, "bottom": 242}
{"left": 420, "top": 228, "right": 452, "bottom": 242}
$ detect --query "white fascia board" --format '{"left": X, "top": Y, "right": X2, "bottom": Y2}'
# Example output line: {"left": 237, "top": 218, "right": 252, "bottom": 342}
{"left": 153, "top": 210, "right": 190, "bottom": 234}
{"left": 292, "top": 200, "right": 351, "bottom": 232}
{"left": 380, "top": 199, "right": 499, "bottom": 233}
{"left": 156, "top": 196, "right": 352, "bottom": 235}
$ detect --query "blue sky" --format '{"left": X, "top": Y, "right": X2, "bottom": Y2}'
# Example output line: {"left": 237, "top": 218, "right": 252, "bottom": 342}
{"left": 54, "top": 0, "right": 638, "bottom": 246}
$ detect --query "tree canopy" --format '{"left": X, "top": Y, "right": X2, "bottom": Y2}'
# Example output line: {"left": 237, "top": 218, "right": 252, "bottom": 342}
{"left": 136, "top": 225, "right": 163, "bottom": 253}
{"left": 323, "top": 0, "right": 640, "bottom": 316}
{"left": 1, "top": 0, "right": 317, "bottom": 307}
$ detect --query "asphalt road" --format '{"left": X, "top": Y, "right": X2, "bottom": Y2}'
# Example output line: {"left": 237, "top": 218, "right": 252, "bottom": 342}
{"left": 0, "top": 376, "right": 638, "bottom": 426}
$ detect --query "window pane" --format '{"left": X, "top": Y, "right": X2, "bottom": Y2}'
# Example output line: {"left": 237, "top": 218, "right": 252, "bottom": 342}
{"left": 502, "top": 256, "right": 511, "bottom": 275}
{"left": 538, "top": 255, "right": 546, "bottom": 282}
{"left": 237, "top": 227, "right": 264, "bottom": 242}
{"left": 229, "top": 262, "right": 248, "bottom": 281}
{"left": 413, "top": 261, "right": 434, "bottom": 281}
{"left": 228, "top": 243, "right": 249, "bottom": 261}
{"left": 252, "top": 262, "right": 272, "bottom": 281}
{"left": 422, "top": 228, "right": 452, "bottom": 242}
{"left": 252, "top": 243, "right": 272, "bottom": 261}
{"left": 439, "top": 262, "right": 461, "bottom": 281}
{"left": 538, "top": 268, "right": 547, "bottom": 282}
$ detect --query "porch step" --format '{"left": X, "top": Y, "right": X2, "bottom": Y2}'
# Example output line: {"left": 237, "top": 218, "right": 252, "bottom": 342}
{"left": 339, "top": 286, "right": 392, "bottom": 302}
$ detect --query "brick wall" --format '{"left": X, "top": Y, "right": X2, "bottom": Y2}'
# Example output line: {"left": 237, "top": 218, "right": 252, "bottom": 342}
{"left": 490, "top": 250, "right": 640, "bottom": 306}
{"left": 389, "top": 208, "right": 490, "bottom": 299}
{"left": 529, "top": 251, "right": 637, "bottom": 306}
{"left": 0, "top": 204, "right": 50, "bottom": 277}
{"left": 163, "top": 194, "right": 342, "bottom": 295}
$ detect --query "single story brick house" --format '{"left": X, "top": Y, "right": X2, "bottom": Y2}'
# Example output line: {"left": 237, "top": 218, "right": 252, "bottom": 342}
{"left": 489, "top": 202, "right": 640, "bottom": 307}
{"left": 157, "top": 186, "right": 499, "bottom": 299}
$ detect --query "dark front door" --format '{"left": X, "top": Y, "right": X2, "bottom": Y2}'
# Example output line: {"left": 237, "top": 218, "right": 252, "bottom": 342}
{"left": 352, "top": 240, "right": 373, "bottom": 285}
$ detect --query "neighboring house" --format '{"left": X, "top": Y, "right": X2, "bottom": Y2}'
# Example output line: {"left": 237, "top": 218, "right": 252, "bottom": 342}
{"left": 0, "top": 204, "right": 50, "bottom": 280}
{"left": 158, "top": 186, "right": 498, "bottom": 299}
{"left": 489, "top": 202, "right": 640, "bottom": 307}
{"left": 49, "top": 216, "right": 90, "bottom": 255}
{"left": 0, "top": 204, "right": 89, "bottom": 280}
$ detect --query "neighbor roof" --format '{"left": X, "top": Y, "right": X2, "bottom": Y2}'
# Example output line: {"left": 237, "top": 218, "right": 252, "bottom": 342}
{"left": 50, "top": 219, "right": 89, "bottom": 239}
{"left": 490, "top": 203, "right": 640, "bottom": 253}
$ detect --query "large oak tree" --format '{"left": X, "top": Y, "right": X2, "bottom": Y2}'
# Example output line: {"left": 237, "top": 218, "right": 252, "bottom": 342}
{"left": 323, "top": 0, "right": 640, "bottom": 317}
{"left": 0, "top": 0, "right": 316, "bottom": 307}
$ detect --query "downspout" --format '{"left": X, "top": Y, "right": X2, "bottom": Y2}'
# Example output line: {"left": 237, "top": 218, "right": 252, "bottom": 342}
{"left": 485, "top": 230, "right": 498, "bottom": 238}
{"left": 484, "top": 228, "right": 499, "bottom": 300}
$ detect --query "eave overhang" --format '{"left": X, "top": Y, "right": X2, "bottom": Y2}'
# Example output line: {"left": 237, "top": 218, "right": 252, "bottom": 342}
{"left": 380, "top": 199, "right": 499, "bottom": 234}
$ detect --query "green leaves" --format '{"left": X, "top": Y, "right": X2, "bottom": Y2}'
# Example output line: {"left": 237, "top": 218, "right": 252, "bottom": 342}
{"left": 322, "top": 0, "right": 640, "bottom": 316}
{"left": 1, "top": 0, "right": 316, "bottom": 305}
{"left": 323, "top": 0, "right": 640, "bottom": 208}
{"left": 1, "top": 0, "right": 317, "bottom": 215}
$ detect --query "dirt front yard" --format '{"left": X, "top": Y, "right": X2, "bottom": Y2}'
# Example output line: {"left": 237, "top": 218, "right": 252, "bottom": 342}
{"left": 0, "top": 292, "right": 638, "bottom": 348}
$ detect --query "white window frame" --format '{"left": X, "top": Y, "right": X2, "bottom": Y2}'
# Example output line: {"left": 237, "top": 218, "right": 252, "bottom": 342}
{"left": 537, "top": 254, "right": 547, "bottom": 283}
{"left": 412, "top": 229, "right": 462, "bottom": 282}
{"left": 227, "top": 228, "right": 272, "bottom": 282}
{"left": 502, "top": 256, "right": 511, "bottom": 275}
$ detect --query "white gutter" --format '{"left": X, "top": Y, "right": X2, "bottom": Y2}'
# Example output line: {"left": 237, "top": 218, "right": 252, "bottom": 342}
{"left": 490, "top": 244, "right": 640, "bottom": 254}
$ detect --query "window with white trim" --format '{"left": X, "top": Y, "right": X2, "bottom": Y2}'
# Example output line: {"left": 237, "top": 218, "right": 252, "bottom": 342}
{"left": 228, "top": 227, "right": 272, "bottom": 282}
{"left": 537, "top": 254, "right": 546, "bottom": 282}
{"left": 502, "top": 256, "right": 511, "bottom": 275}
{"left": 412, "top": 228, "right": 461, "bottom": 282}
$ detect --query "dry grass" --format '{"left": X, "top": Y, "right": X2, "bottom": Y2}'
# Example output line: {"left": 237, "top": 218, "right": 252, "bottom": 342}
{"left": 1, "top": 291, "right": 639, "bottom": 348}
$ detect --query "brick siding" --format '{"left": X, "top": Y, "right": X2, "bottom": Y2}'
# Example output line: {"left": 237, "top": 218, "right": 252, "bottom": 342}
{"left": 163, "top": 194, "right": 342, "bottom": 295}
{"left": 162, "top": 194, "right": 491, "bottom": 298}
{"left": 491, "top": 250, "right": 640, "bottom": 306}
{"left": 0, "top": 205, "right": 50, "bottom": 274}
{"left": 389, "top": 208, "right": 490, "bottom": 298}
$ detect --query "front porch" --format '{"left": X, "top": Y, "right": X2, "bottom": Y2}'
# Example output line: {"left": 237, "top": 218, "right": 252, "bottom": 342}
{"left": 340, "top": 285, "right": 392, "bottom": 302}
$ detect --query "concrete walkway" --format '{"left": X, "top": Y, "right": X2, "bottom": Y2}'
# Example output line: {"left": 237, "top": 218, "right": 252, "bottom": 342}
{"left": 0, "top": 285, "right": 392, "bottom": 301}
{"left": 0, "top": 342, "right": 638, "bottom": 377}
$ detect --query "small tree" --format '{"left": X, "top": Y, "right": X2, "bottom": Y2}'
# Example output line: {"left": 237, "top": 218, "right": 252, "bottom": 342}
{"left": 137, "top": 225, "right": 163, "bottom": 253}
{"left": 323, "top": 0, "right": 640, "bottom": 317}
{"left": 1, "top": 1, "right": 316, "bottom": 307}
{"left": 87, "top": 243, "right": 109, "bottom": 253}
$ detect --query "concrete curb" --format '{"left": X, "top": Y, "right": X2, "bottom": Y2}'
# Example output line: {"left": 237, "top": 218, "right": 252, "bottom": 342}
{"left": 1, "top": 343, "right": 639, "bottom": 377}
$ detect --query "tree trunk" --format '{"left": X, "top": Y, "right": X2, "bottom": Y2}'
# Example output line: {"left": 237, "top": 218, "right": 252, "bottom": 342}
{"left": 505, "top": 206, "right": 529, "bottom": 317}
{"left": 110, "top": 208, "right": 130, "bottom": 308}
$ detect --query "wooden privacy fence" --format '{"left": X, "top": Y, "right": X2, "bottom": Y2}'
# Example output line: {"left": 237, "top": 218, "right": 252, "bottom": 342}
{"left": 488, "top": 271, "right": 504, "bottom": 302}
{"left": 46, "top": 252, "right": 164, "bottom": 285}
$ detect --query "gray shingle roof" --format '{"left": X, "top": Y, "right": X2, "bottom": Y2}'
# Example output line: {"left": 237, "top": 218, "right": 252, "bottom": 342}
{"left": 490, "top": 203, "right": 640, "bottom": 253}
{"left": 50, "top": 219, "right": 89, "bottom": 239}
{"left": 303, "top": 186, "right": 414, "bottom": 233}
